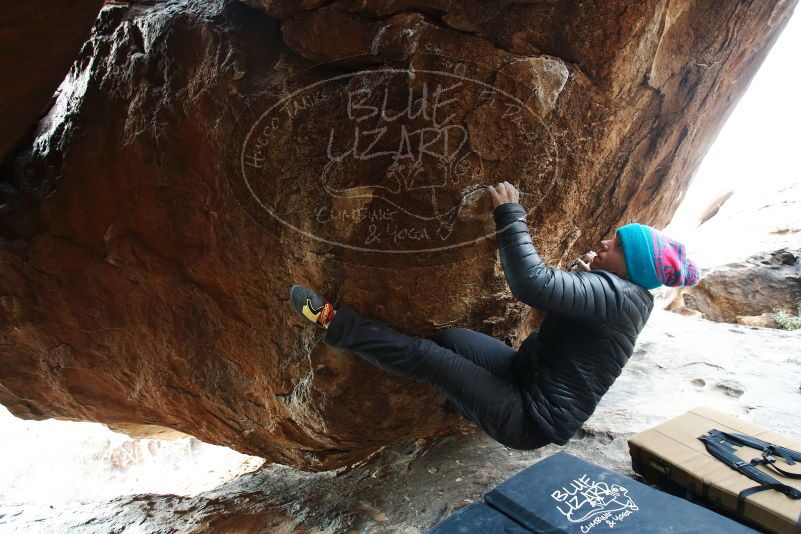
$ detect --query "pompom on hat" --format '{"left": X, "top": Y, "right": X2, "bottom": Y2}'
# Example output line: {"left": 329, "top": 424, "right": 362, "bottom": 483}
{"left": 616, "top": 223, "right": 701, "bottom": 290}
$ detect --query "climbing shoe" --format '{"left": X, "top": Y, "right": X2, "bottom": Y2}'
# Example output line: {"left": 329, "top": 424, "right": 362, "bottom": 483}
{"left": 290, "top": 284, "right": 336, "bottom": 328}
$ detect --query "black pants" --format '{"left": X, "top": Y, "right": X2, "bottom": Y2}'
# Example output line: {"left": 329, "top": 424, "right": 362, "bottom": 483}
{"left": 323, "top": 304, "right": 550, "bottom": 450}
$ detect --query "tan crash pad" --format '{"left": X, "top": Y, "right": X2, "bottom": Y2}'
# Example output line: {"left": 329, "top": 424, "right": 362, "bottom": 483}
{"left": 628, "top": 407, "right": 801, "bottom": 534}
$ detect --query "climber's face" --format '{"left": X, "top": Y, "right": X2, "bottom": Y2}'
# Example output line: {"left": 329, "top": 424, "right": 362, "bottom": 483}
{"left": 590, "top": 232, "right": 629, "bottom": 279}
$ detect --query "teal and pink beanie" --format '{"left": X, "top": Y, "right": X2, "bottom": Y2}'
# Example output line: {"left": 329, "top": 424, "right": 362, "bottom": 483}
{"left": 616, "top": 223, "right": 700, "bottom": 290}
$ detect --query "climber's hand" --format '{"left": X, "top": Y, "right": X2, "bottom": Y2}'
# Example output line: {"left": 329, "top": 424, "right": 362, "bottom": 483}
{"left": 487, "top": 181, "right": 519, "bottom": 209}
{"left": 576, "top": 251, "right": 597, "bottom": 272}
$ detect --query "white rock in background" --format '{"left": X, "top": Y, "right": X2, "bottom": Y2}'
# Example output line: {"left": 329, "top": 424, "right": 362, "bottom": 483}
{"left": 0, "top": 406, "right": 264, "bottom": 506}
{"left": 664, "top": 182, "right": 801, "bottom": 325}
{"left": 682, "top": 182, "right": 801, "bottom": 268}
{"left": 665, "top": 248, "right": 800, "bottom": 323}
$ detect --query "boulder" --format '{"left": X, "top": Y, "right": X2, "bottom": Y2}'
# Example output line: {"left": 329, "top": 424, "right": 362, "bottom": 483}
{"left": 697, "top": 190, "right": 734, "bottom": 226}
{"left": 665, "top": 181, "right": 801, "bottom": 325}
{"left": 736, "top": 313, "right": 778, "bottom": 329}
{"left": 681, "top": 182, "right": 801, "bottom": 268}
{"left": 0, "top": 0, "right": 796, "bottom": 470}
{"left": 667, "top": 248, "right": 801, "bottom": 324}
{"left": 0, "top": 0, "right": 102, "bottom": 167}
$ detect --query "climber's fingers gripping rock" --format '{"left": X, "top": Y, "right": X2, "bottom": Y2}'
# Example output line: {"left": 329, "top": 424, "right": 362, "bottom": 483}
{"left": 486, "top": 181, "right": 520, "bottom": 209}
{"left": 576, "top": 251, "right": 597, "bottom": 272}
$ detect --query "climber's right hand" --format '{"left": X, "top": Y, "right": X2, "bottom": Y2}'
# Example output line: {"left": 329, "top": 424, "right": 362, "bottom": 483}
{"left": 487, "top": 181, "right": 519, "bottom": 210}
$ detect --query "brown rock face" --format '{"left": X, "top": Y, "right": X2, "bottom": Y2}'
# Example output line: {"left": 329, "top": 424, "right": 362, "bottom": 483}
{"left": 0, "top": 0, "right": 102, "bottom": 165}
{"left": 667, "top": 248, "right": 801, "bottom": 324}
{"left": 0, "top": 0, "right": 796, "bottom": 470}
{"left": 736, "top": 313, "right": 778, "bottom": 329}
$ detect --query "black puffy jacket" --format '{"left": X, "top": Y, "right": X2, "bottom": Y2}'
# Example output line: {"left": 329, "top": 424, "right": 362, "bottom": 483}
{"left": 493, "top": 202, "right": 654, "bottom": 445}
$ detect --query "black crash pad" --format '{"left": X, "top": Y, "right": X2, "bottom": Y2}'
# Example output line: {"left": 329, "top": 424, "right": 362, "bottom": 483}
{"left": 429, "top": 451, "right": 756, "bottom": 533}
{"left": 427, "top": 502, "right": 531, "bottom": 533}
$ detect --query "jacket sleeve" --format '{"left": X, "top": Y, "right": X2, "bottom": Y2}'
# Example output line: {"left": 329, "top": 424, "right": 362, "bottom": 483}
{"left": 493, "top": 202, "right": 623, "bottom": 322}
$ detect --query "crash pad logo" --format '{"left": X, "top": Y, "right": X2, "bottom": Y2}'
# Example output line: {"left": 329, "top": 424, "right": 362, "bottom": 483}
{"left": 551, "top": 474, "right": 638, "bottom": 531}
{"left": 228, "top": 57, "right": 558, "bottom": 267}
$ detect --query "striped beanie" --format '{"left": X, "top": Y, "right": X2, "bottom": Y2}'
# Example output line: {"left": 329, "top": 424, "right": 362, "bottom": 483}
{"left": 616, "top": 223, "right": 701, "bottom": 290}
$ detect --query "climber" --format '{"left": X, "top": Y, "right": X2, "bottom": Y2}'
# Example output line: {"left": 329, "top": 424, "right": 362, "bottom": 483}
{"left": 289, "top": 181, "right": 701, "bottom": 450}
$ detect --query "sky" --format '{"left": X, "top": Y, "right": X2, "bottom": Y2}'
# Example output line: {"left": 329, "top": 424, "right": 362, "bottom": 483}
{"left": 667, "top": 4, "right": 801, "bottom": 238}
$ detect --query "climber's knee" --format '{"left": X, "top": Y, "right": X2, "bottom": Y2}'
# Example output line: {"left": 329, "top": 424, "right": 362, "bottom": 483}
{"left": 432, "top": 327, "right": 460, "bottom": 348}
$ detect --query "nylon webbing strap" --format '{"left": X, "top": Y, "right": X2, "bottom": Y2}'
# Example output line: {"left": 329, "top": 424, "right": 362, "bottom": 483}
{"left": 736, "top": 485, "right": 801, "bottom": 534}
{"left": 717, "top": 430, "right": 801, "bottom": 465}
{"left": 709, "top": 430, "right": 801, "bottom": 480}
{"left": 762, "top": 457, "right": 801, "bottom": 480}
{"left": 700, "top": 429, "right": 801, "bottom": 534}
{"left": 737, "top": 485, "right": 801, "bottom": 514}
{"left": 699, "top": 433, "right": 801, "bottom": 500}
